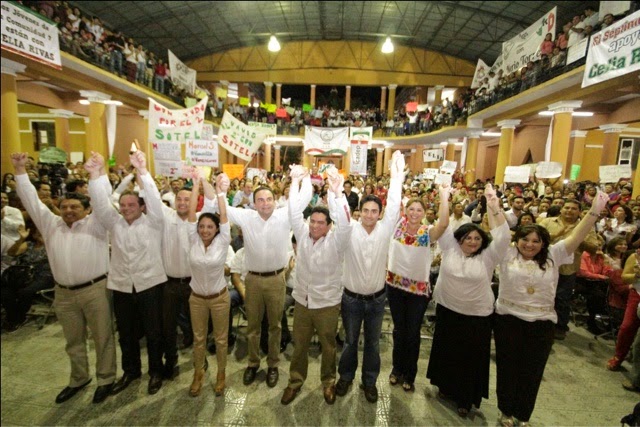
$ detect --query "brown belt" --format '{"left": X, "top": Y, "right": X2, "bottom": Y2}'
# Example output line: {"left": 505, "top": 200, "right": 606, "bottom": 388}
{"left": 191, "top": 287, "right": 228, "bottom": 300}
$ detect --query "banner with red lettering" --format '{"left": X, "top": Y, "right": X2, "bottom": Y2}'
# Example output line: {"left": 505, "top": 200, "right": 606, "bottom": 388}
{"left": 218, "top": 111, "right": 266, "bottom": 161}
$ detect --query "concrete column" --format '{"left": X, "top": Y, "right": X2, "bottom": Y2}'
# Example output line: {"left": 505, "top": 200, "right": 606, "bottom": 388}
{"left": 634, "top": 153, "right": 640, "bottom": 199}
{"left": 465, "top": 130, "right": 482, "bottom": 184}
{"left": 599, "top": 124, "right": 627, "bottom": 166}
{"left": 310, "top": 84, "right": 316, "bottom": 108}
{"left": 383, "top": 146, "right": 393, "bottom": 175}
{"left": 434, "top": 85, "right": 444, "bottom": 109}
{"left": 1, "top": 58, "right": 26, "bottom": 172}
{"left": 239, "top": 83, "right": 250, "bottom": 99}
{"left": 345, "top": 85, "right": 351, "bottom": 111}
{"left": 446, "top": 139, "right": 456, "bottom": 161}
{"left": 275, "top": 83, "right": 282, "bottom": 108}
{"left": 273, "top": 144, "right": 281, "bottom": 172}
{"left": 548, "top": 101, "right": 582, "bottom": 178}
{"left": 49, "top": 109, "right": 75, "bottom": 154}
{"left": 264, "top": 81, "right": 273, "bottom": 105}
{"left": 380, "top": 86, "right": 387, "bottom": 111}
{"left": 569, "top": 130, "right": 587, "bottom": 180}
{"left": 416, "top": 86, "right": 428, "bottom": 104}
{"left": 494, "top": 119, "right": 521, "bottom": 186}
{"left": 80, "top": 90, "right": 111, "bottom": 160}
{"left": 387, "top": 84, "right": 397, "bottom": 119}
{"left": 263, "top": 143, "right": 272, "bottom": 171}
{"left": 409, "top": 148, "right": 418, "bottom": 174}
{"left": 375, "top": 148, "right": 384, "bottom": 176}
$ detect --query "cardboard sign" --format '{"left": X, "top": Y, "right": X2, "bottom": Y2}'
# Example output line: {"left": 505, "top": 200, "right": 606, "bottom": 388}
{"left": 599, "top": 165, "right": 632, "bottom": 183}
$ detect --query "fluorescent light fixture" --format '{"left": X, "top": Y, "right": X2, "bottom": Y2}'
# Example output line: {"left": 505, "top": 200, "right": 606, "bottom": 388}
{"left": 272, "top": 137, "right": 303, "bottom": 142}
{"left": 252, "top": 102, "right": 259, "bottom": 108}
{"left": 268, "top": 35, "right": 281, "bottom": 52}
{"left": 440, "top": 142, "right": 448, "bottom": 146}
{"left": 103, "top": 100, "right": 123, "bottom": 106}
{"left": 227, "top": 93, "right": 239, "bottom": 99}
{"left": 539, "top": 110, "right": 594, "bottom": 117}
{"left": 455, "top": 142, "right": 464, "bottom": 146}
{"left": 78, "top": 99, "right": 90, "bottom": 105}
{"left": 482, "top": 131, "right": 501, "bottom": 137}
{"left": 381, "top": 37, "right": 394, "bottom": 54}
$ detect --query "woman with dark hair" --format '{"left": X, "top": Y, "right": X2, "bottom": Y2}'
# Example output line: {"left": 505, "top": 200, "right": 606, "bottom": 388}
{"left": 363, "top": 183, "right": 374, "bottom": 197}
{"left": 602, "top": 205, "right": 636, "bottom": 244}
{"left": 516, "top": 212, "right": 535, "bottom": 228}
{"left": 3, "top": 173, "right": 16, "bottom": 193}
{"left": 494, "top": 190, "right": 608, "bottom": 427}
{"left": 427, "top": 184, "right": 509, "bottom": 418}
{"left": 186, "top": 176, "right": 231, "bottom": 397}
{"left": 605, "top": 237, "right": 631, "bottom": 329}
{"left": 386, "top": 185, "right": 451, "bottom": 393}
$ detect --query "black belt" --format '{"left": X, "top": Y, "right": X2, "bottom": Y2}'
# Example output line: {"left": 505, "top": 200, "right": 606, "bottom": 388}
{"left": 344, "top": 288, "right": 386, "bottom": 301}
{"left": 57, "top": 274, "right": 108, "bottom": 291}
{"left": 167, "top": 276, "right": 191, "bottom": 284}
{"left": 248, "top": 267, "right": 286, "bottom": 277}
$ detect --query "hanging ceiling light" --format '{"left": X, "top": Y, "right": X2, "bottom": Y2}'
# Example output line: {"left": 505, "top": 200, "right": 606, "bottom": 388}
{"left": 268, "top": 35, "right": 281, "bottom": 52}
{"left": 381, "top": 36, "right": 394, "bottom": 54}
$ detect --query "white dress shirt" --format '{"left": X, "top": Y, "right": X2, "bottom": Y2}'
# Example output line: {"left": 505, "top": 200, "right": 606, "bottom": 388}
{"left": 1, "top": 205, "right": 25, "bottom": 241}
{"left": 449, "top": 213, "right": 472, "bottom": 231}
{"left": 232, "top": 191, "right": 254, "bottom": 209}
{"left": 504, "top": 209, "right": 520, "bottom": 228}
{"left": 88, "top": 174, "right": 167, "bottom": 293}
{"left": 290, "top": 176, "right": 352, "bottom": 309}
{"left": 188, "top": 222, "right": 231, "bottom": 295}
{"left": 16, "top": 174, "right": 109, "bottom": 286}
{"left": 161, "top": 204, "right": 193, "bottom": 278}
{"left": 433, "top": 222, "right": 510, "bottom": 316}
{"left": 343, "top": 176, "right": 402, "bottom": 295}
{"left": 204, "top": 195, "right": 291, "bottom": 273}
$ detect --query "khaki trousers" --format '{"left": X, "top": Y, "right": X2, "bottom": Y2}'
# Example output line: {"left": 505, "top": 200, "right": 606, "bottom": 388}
{"left": 288, "top": 302, "right": 340, "bottom": 390}
{"left": 189, "top": 290, "right": 230, "bottom": 371}
{"left": 54, "top": 279, "right": 116, "bottom": 387}
{"left": 245, "top": 272, "right": 286, "bottom": 368}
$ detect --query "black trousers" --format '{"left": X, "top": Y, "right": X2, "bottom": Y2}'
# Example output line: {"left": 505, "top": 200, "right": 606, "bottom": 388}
{"left": 494, "top": 313, "right": 555, "bottom": 422}
{"left": 162, "top": 279, "right": 192, "bottom": 365}
{"left": 113, "top": 285, "right": 164, "bottom": 376}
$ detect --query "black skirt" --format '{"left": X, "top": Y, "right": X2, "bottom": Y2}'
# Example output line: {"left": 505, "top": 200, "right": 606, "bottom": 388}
{"left": 426, "top": 303, "right": 492, "bottom": 410}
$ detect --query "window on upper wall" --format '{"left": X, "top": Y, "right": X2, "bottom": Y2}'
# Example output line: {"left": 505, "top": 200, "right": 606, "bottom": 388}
{"left": 618, "top": 137, "right": 639, "bottom": 170}
{"left": 31, "top": 120, "right": 56, "bottom": 151}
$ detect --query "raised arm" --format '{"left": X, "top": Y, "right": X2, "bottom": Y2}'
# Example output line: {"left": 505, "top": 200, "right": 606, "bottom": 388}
{"left": 86, "top": 151, "right": 121, "bottom": 230}
{"left": 326, "top": 167, "right": 352, "bottom": 250}
{"left": 485, "top": 183, "right": 507, "bottom": 229}
{"left": 12, "top": 153, "right": 56, "bottom": 234}
{"left": 429, "top": 184, "right": 452, "bottom": 241}
{"left": 130, "top": 148, "right": 163, "bottom": 225}
{"left": 188, "top": 176, "right": 200, "bottom": 223}
{"left": 288, "top": 165, "right": 310, "bottom": 240}
{"left": 381, "top": 151, "right": 405, "bottom": 227}
{"left": 564, "top": 189, "right": 609, "bottom": 255}
{"left": 215, "top": 173, "right": 228, "bottom": 226}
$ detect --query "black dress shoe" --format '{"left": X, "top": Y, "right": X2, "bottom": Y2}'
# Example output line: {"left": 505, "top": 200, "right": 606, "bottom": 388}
{"left": 163, "top": 363, "right": 179, "bottom": 380}
{"left": 360, "top": 384, "right": 378, "bottom": 403}
{"left": 92, "top": 383, "right": 114, "bottom": 404}
{"left": 148, "top": 374, "right": 163, "bottom": 395}
{"left": 55, "top": 379, "right": 92, "bottom": 404}
{"left": 266, "top": 367, "right": 279, "bottom": 388}
{"left": 111, "top": 373, "right": 141, "bottom": 395}
{"left": 243, "top": 366, "right": 258, "bottom": 385}
{"left": 335, "top": 378, "right": 352, "bottom": 396}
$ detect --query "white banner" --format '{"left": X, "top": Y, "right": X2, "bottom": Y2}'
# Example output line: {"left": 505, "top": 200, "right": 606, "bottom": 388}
{"left": 535, "top": 161, "right": 563, "bottom": 179}
{"left": 501, "top": 7, "right": 556, "bottom": 74}
{"left": 440, "top": 160, "right": 457, "bottom": 174}
{"left": 248, "top": 121, "right": 277, "bottom": 139}
{"left": 600, "top": 164, "right": 632, "bottom": 183}
{"left": 490, "top": 53, "right": 503, "bottom": 74}
{"left": 471, "top": 59, "right": 490, "bottom": 89}
{"left": 350, "top": 126, "right": 373, "bottom": 149}
{"left": 150, "top": 141, "right": 181, "bottom": 161}
{"left": 349, "top": 141, "right": 368, "bottom": 175}
{"left": 567, "top": 37, "right": 588, "bottom": 65}
{"left": 1, "top": 2, "right": 61, "bottom": 69}
{"left": 304, "top": 126, "right": 350, "bottom": 155}
{"left": 582, "top": 10, "right": 640, "bottom": 88}
{"left": 423, "top": 148, "right": 444, "bottom": 163}
{"left": 504, "top": 166, "right": 532, "bottom": 183}
{"left": 434, "top": 173, "right": 452, "bottom": 186}
{"left": 148, "top": 97, "right": 207, "bottom": 143}
{"left": 218, "top": 111, "right": 266, "bottom": 161}
{"left": 168, "top": 49, "right": 197, "bottom": 94}
{"left": 186, "top": 124, "right": 218, "bottom": 168}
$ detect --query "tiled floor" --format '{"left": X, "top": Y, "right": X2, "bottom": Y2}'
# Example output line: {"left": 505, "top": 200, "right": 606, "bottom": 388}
{"left": 1, "top": 307, "right": 638, "bottom": 426}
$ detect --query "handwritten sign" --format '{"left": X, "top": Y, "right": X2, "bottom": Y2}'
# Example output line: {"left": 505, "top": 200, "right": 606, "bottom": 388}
{"left": 535, "top": 161, "right": 563, "bottom": 179}
{"left": 223, "top": 163, "right": 245, "bottom": 180}
{"left": 168, "top": 50, "right": 197, "bottom": 94}
{"left": 504, "top": 166, "right": 531, "bottom": 183}
{"left": 219, "top": 111, "right": 266, "bottom": 161}
{"left": 148, "top": 97, "right": 207, "bottom": 143}
{"left": 151, "top": 142, "right": 181, "bottom": 161}
{"left": 186, "top": 139, "right": 218, "bottom": 168}
{"left": 599, "top": 165, "right": 632, "bottom": 183}
{"left": 434, "top": 173, "right": 453, "bottom": 186}
{"left": 1, "top": 2, "right": 61, "bottom": 69}
{"left": 440, "top": 160, "right": 457, "bottom": 174}
{"left": 248, "top": 121, "right": 277, "bottom": 138}
{"left": 423, "top": 168, "right": 439, "bottom": 179}
{"left": 155, "top": 160, "right": 183, "bottom": 177}
{"left": 423, "top": 148, "right": 444, "bottom": 162}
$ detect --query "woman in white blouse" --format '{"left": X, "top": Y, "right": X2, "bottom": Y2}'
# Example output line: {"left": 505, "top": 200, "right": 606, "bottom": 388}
{"left": 494, "top": 190, "right": 608, "bottom": 427}
{"left": 187, "top": 176, "right": 231, "bottom": 398}
{"left": 601, "top": 205, "right": 637, "bottom": 244}
{"left": 427, "top": 184, "right": 509, "bottom": 418}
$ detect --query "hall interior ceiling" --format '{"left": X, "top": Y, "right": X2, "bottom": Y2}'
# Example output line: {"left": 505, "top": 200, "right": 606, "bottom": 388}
{"left": 70, "top": 1, "right": 599, "bottom": 64}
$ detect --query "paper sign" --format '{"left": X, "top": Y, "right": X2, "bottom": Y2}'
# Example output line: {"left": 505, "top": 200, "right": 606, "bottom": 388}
{"left": 218, "top": 111, "right": 266, "bottom": 161}
{"left": 599, "top": 165, "right": 632, "bottom": 183}
{"left": 151, "top": 142, "right": 181, "bottom": 161}
{"left": 248, "top": 121, "right": 277, "bottom": 138}
{"left": 440, "top": 160, "right": 457, "bottom": 174}
{"left": 239, "top": 97, "right": 250, "bottom": 106}
{"left": 246, "top": 168, "right": 267, "bottom": 183}
{"left": 423, "top": 148, "right": 444, "bottom": 163}
{"left": 186, "top": 140, "right": 219, "bottom": 168}
{"left": 303, "top": 104, "right": 312, "bottom": 112}
{"left": 155, "top": 160, "right": 183, "bottom": 177}
{"left": 148, "top": 97, "right": 207, "bottom": 143}
{"left": 285, "top": 106, "right": 295, "bottom": 115}
{"left": 424, "top": 168, "right": 439, "bottom": 179}
{"left": 276, "top": 108, "right": 288, "bottom": 118}
{"left": 570, "top": 164, "right": 581, "bottom": 181}
{"left": 267, "top": 104, "right": 277, "bottom": 113}
{"left": 417, "top": 104, "right": 429, "bottom": 112}
{"left": 434, "top": 173, "right": 452, "bottom": 186}
{"left": 39, "top": 147, "right": 67, "bottom": 164}
{"left": 504, "top": 166, "right": 531, "bottom": 183}
{"left": 535, "top": 161, "right": 563, "bottom": 179}
{"left": 406, "top": 102, "right": 418, "bottom": 112}
{"left": 222, "top": 164, "right": 245, "bottom": 180}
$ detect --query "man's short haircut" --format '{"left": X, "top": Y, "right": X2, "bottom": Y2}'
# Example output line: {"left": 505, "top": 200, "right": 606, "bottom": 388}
{"left": 512, "top": 195, "right": 525, "bottom": 202}
{"left": 563, "top": 199, "right": 582, "bottom": 210}
{"left": 65, "top": 179, "right": 87, "bottom": 193}
{"left": 61, "top": 192, "right": 90, "bottom": 209}
{"left": 253, "top": 186, "right": 274, "bottom": 200}
{"left": 344, "top": 180, "right": 353, "bottom": 187}
{"left": 119, "top": 190, "right": 145, "bottom": 206}
{"left": 359, "top": 194, "right": 382, "bottom": 212}
{"left": 310, "top": 206, "right": 332, "bottom": 225}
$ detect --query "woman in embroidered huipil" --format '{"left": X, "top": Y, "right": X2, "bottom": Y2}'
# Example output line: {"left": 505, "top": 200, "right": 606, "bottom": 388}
{"left": 386, "top": 184, "right": 451, "bottom": 392}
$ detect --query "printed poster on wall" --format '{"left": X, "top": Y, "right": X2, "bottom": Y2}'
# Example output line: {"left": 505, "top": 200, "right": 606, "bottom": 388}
{"left": 1, "top": 1, "right": 61, "bottom": 69}
{"left": 218, "top": 111, "right": 266, "bottom": 161}
{"left": 304, "top": 126, "right": 350, "bottom": 155}
{"left": 501, "top": 7, "right": 556, "bottom": 74}
{"left": 582, "top": 10, "right": 640, "bottom": 88}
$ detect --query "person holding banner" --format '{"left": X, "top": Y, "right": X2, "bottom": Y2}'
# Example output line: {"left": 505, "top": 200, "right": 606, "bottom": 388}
{"left": 208, "top": 175, "right": 292, "bottom": 389}
{"left": 494, "top": 190, "right": 609, "bottom": 427}
{"left": 427, "top": 184, "right": 509, "bottom": 418}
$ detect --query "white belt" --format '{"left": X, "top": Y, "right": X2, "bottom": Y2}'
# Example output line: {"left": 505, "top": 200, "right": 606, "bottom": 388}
{"left": 498, "top": 298, "right": 555, "bottom": 313}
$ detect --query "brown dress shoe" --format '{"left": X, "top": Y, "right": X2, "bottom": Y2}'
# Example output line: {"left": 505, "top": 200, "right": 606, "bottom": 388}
{"left": 280, "top": 387, "right": 300, "bottom": 405}
{"left": 214, "top": 371, "right": 226, "bottom": 396}
{"left": 323, "top": 384, "right": 336, "bottom": 405}
{"left": 266, "top": 367, "right": 279, "bottom": 388}
{"left": 189, "top": 369, "right": 205, "bottom": 397}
